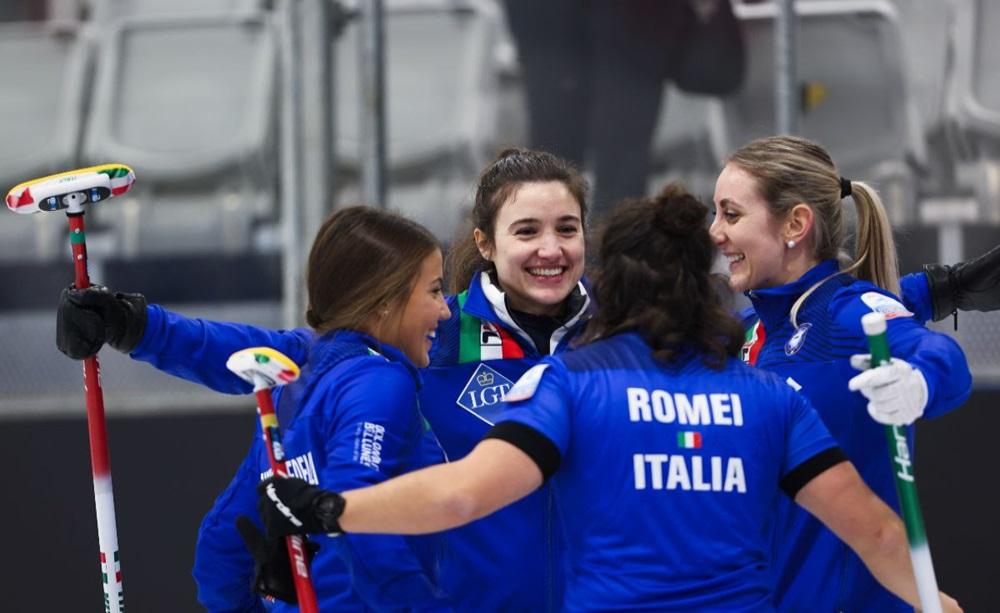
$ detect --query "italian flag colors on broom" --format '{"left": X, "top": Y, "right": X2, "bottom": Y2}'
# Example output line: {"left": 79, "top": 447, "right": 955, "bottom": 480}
{"left": 457, "top": 291, "right": 525, "bottom": 363}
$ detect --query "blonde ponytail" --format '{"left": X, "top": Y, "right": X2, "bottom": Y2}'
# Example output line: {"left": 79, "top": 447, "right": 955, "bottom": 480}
{"left": 728, "top": 135, "right": 901, "bottom": 295}
{"left": 844, "top": 180, "right": 900, "bottom": 294}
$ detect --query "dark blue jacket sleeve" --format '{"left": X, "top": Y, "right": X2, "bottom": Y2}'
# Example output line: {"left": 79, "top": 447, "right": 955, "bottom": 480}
{"left": 314, "top": 359, "right": 451, "bottom": 611}
{"left": 831, "top": 288, "right": 972, "bottom": 419}
{"left": 899, "top": 272, "right": 934, "bottom": 323}
{"left": 193, "top": 436, "right": 266, "bottom": 613}
{"left": 131, "top": 304, "right": 312, "bottom": 394}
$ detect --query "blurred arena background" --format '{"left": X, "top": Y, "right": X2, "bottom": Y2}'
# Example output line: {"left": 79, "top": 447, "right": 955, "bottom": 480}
{"left": 0, "top": 0, "right": 996, "bottom": 610}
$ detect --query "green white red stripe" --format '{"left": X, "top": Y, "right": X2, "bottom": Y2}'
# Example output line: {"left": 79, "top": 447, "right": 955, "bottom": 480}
{"left": 741, "top": 319, "right": 766, "bottom": 365}
{"left": 95, "top": 475, "right": 125, "bottom": 612}
{"left": 100, "top": 550, "right": 122, "bottom": 584}
{"left": 677, "top": 431, "right": 702, "bottom": 449}
{"left": 457, "top": 291, "right": 525, "bottom": 363}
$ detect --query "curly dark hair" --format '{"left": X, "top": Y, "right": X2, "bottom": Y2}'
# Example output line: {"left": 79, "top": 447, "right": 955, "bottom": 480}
{"left": 580, "top": 183, "right": 742, "bottom": 368}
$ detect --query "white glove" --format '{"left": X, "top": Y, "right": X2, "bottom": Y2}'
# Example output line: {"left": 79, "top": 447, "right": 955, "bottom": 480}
{"left": 848, "top": 355, "right": 929, "bottom": 426}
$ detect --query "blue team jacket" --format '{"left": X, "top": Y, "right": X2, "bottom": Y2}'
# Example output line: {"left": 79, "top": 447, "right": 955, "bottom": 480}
{"left": 131, "top": 271, "right": 591, "bottom": 611}
{"left": 496, "top": 331, "right": 842, "bottom": 611}
{"left": 739, "top": 260, "right": 972, "bottom": 612}
{"left": 420, "top": 271, "right": 591, "bottom": 611}
{"left": 136, "top": 327, "right": 449, "bottom": 612}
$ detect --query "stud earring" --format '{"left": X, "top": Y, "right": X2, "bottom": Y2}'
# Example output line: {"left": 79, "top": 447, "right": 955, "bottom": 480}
{"left": 786, "top": 240, "right": 797, "bottom": 249}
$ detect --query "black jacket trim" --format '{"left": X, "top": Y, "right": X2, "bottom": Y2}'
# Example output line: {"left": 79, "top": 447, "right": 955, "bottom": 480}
{"left": 483, "top": 421, "right": 562, "bottom": 481}
{"left": 780, "top": 446, "right": 848, "bottom": 498}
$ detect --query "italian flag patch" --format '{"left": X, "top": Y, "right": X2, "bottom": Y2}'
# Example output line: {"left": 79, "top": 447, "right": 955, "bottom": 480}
{"left": 677, "top": 431, "right": 702, "bottom": 449}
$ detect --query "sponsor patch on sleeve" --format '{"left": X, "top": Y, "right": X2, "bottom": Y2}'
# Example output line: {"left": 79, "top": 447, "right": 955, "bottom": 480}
{"left": 504, "top": 364, "right": 550, "bottom": 402}
{"left": 860, "top": 291, "right": 913, "bottom": 320}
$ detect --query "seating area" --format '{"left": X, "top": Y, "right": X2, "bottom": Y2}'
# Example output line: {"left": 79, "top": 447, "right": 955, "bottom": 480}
{"left": 0, "top": 0, "right": 509, "bottom": 273}
{"left": 0, "top": 19, "right": 90, "bottom": 262}
{"left": 332, "top": 0, "right": 504, "bottom": 241}
{"left": 0, "top": 0, "right": 999, "bottom": 414}
{"left": 3, "top": 0, "right": 996, "bottom": 262}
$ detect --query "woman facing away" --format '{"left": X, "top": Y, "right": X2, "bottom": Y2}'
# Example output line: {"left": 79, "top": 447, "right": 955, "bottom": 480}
{"left": 710, "top": 135, "right": 972, "bottom": 612}
{"left": 252, "top": 186, "right": 963, "bottom": 612}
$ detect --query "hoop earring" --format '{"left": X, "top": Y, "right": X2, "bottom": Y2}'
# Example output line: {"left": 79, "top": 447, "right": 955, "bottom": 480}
{"left": 786, "top": 240, "right": 797, "bottom": 249}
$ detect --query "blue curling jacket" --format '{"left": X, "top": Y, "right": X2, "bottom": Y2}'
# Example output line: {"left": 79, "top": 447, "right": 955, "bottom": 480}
{"left": 131, "top": 271, "right": 591, "bottom": 611}
{"left": 495, "top": 331, "right": 843, "bottom": 611}
{"left": 739, "top": 260, "right": 972, "bottom": 612}
{"left": 421, "top": 271, "right": 591, "bottom": 611}
{"left": 134, "top": 325, "right": 449, "bottom": 612}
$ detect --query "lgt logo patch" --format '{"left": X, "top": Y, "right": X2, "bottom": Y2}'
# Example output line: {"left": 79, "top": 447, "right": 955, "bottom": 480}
{"left": 456, "top": 363, "right": 514, "bottom": 425}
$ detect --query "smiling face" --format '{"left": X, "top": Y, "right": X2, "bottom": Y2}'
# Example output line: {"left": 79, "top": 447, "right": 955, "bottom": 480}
{"left": 380, "top": 249, "right": 451, "bottom": 367}
{"left": 709, "top": 163, "right": 796, "bottom": 293}
{"left": 476, "top": 181, "right": 585, "bottom": 316}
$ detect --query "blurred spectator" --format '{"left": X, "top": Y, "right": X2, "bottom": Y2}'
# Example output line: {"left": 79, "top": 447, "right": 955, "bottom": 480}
{"left": 0, "top": 0, "right": 46, "bottom": 21}
{"left": 502, "top": 0, "right": 744, "bottom": 221}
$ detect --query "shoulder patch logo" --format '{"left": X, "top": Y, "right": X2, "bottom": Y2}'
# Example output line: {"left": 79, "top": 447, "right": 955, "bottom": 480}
{"left": 860, "top": 291, "right": 914, "bottom": 320}
{"left": 784, "top": 322, "right": 812, "bottom": 356}
{"left": 456, "top": 363, "right": 515, "bottom": 425}
{"left": 504, "top": 363, "right": 550, "bottom": 403}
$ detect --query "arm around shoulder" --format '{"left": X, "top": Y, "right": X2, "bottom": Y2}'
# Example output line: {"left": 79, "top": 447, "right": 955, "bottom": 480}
{"left": 134, "top": 304, "right": 312, "bottom": 394}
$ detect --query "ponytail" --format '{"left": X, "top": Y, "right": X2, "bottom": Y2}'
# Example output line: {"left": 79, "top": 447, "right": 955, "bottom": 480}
{"left": 843, "top": 180, "right": 900, "bottom": 294}
{"left": 728, "top": 135, "right": 901, "bottom": 294}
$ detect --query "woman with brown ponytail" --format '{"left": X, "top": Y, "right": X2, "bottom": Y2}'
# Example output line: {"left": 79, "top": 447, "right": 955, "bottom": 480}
{"left": 710, "top": 135, "right": 972, "bottom": 612}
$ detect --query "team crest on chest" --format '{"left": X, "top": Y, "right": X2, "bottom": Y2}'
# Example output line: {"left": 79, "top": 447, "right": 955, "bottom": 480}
{"left": 456, "top": 363, "right": 515, "bottom": 424}
{"left": 784, "top": 322, "right": 812, "bottom": 356}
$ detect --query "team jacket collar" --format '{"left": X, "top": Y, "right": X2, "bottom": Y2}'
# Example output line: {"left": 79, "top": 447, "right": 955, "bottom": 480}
{"left": 462, "top": 270, "right": 592, "bottom": 355}
{"left": 310, "top": 329, "right": 423, "bottom": 388}
{"left": 274, "top": 329, "right": 421, "bottom": 428}
{"left": 746, "top": 259, "right": 841, "bottom": 332}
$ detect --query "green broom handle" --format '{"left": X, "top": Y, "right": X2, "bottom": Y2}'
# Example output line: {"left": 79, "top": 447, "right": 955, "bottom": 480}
{"left": 862, "top": 312, "right": 941, "bottom": 613}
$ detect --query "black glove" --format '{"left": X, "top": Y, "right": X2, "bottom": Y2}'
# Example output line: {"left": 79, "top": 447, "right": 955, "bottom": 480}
{"left": 56, "top": 285, "right": 148, "bottom": 359}
{"left": 257, "top": 476, "right": 345, "bottom": 539}
{"left": 924, "top": 243, "right": 1000, "bottom": 321}
{"left": 236, "top": 515, "right": 319, "bottom": 604}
